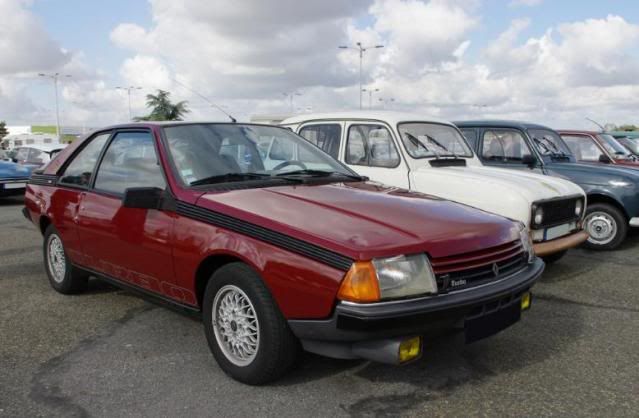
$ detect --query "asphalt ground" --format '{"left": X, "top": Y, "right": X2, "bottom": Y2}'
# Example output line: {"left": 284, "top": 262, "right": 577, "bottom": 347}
{"left": 0, "top": 195, "right": 637, "bottom": 417}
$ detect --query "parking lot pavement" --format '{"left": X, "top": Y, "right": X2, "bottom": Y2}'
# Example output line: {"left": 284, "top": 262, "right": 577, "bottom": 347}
{"left": 1, "top": 196, "right": 638, "bottom": 418}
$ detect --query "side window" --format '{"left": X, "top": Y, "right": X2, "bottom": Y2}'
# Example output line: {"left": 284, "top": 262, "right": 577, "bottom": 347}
{"left": 59, "top": 133, "right": 110, "bottom": 187}
{"left": 460, "top": 129, "right": 478, "bottom": 149}
{"left": 94, "top": 132, "right": 165, "bottom": 195}
{"left": 346, "top": 124, "right": 400, "bottom": 168}
{"left": 299, "top": 124, "right": 342, "bottom": 159}
{"left": 482, "top": 130, "right": 533, "bottom": 162}
{"left": 561, "top": 135, "right": 603, "bottom": 161}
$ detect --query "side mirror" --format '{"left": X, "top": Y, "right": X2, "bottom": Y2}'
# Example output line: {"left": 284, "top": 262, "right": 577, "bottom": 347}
{"left": 11, "top": 158, "right": 18, "bottom": 163}
{"left": 598, "top": 154, "right": 612, "bottom": 163}
{"left": 521, "top": 154, "right": 537, "bottom": 168}
{"left": 122, "top": 187, "right": 164, "bottom": 209}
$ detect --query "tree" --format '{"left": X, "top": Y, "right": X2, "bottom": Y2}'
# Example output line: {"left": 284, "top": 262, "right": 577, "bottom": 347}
{"left": 0, "top": 121, "right": 8, "bottom": 140}
{"left": 134, "top": 90, "right": 189, "bottom": 121}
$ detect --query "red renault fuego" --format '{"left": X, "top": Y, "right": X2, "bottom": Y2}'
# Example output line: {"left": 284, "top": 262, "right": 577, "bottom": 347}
{"left": 24, "top": 122, "right": 543, "bottom": 384}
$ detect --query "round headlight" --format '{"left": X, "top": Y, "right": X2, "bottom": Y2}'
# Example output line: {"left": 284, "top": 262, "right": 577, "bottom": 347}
{"left": 533, "top": 207, "right": 544, "bottom": 225}
{"left": 575, "top": 200, "right": 583, "bottom": 216}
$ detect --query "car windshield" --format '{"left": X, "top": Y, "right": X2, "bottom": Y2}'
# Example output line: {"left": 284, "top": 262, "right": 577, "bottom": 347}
{"left": 617, "top": 137, "right": 639, "bottom": 155}
{"left": 599, "top": 134, "right": 631, "bottom": 157}
{"left": 397, "top": 123, "right": 473, "bottom": 158}
{"left": 528, "top": 129, "right": 572, "bottom": 157}
{"left": 163, "top": 123, "right": 358, "bottom": 186}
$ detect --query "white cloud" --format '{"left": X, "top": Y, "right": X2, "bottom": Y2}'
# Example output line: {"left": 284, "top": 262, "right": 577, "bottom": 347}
{"left": 509, "top": 0, "right": 543, "bottom": 7}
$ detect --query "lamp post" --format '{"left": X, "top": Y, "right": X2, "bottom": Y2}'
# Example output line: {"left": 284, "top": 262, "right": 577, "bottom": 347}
{"left": 362, "top": 88, "right": 380, "bottom": 109}
{"left": 378, "top": 97, "right": 395, "bottom": 109}
{"left": 338, "top": 42, "right": 384, "bottom": 109}
{"left": 38, "top": 73, "right": 72, "bottom": 140}
{"left": 116, "top": 86, "right": 143, "bottom": 121}
{"left": 282, "top": 92, "right": 302, "bottom": 113}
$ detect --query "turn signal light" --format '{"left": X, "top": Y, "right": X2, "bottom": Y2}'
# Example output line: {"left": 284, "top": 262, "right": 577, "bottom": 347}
{"left": 521, "top": 292, "right": 532, "bottom": 311}
{"left": 337, "top": 261, "right": 381, "bottom": 303}
{"left": 398, "top": 336, "right": 422, "bottom": 363}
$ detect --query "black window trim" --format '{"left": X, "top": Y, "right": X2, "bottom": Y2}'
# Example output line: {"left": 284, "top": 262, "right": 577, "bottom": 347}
{"left": 478, "top": 127, "right": 539, "bottom": 166}
{"left": 89, "top": 128, "right": 169, "bottom": 199}
{"left": 345, "top": 122, "right": 401, "bottom": 168}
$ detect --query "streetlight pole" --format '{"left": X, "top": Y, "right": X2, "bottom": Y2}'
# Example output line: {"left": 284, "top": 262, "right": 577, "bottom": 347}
{"left": 38, "top": 73, "right": 71, "bottom": 141}
{"left": 362, "top": 88, "right": 380, "bottom": 109}
{"left": 116, "top": 86, "right": 143, "bottom": 121}
{"left": 378, "top": 97, "right": 395, "bottom": 109}
{"left": 338, "top": 42, "right": 384, "bottom": 109}
{"left": 282, "top": 92, "right": 302, "bottom": 113}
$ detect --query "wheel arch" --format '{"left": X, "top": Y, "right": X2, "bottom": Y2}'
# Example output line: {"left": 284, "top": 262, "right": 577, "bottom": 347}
{"left": 39, "top": 215, "right": 52, "bottom": 235}
{"left": 586, "top": 193, "right": 629, "bottom": 220}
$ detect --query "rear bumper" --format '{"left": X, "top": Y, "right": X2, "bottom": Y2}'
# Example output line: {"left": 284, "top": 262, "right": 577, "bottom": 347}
{"left": 533, "top": 230, "right": 589, "bottom": 256}
{"left": 288, "top": 258, "right": 544, "bottom": 346}
{"left": 0, "top": 179, "right": 28, "bottom": 196}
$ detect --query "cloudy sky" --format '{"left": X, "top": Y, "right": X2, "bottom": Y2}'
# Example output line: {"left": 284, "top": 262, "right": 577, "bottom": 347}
{"left": 1, "top": 0, "right": 638, "bottom": 129}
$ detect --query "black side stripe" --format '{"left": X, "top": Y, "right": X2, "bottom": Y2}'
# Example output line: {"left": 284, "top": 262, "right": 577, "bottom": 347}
{"left": 28, "top": 174, "right": 58, "bottom": 186}
{"left": 176, "top": 201, "right": 354, "bottom": 271}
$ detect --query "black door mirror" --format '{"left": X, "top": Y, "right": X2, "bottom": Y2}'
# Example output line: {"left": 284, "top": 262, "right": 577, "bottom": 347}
{"left": 122, "top": 187, "right": 164, "bottom": 209}
{"left": 521, "top": 154, "right": 537, "bottom": 168}
{"left": 598, "top": 154, "right": 612, "bottom": 163}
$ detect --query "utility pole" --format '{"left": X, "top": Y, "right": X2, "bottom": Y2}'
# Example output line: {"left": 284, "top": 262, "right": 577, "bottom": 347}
{"left": 116, "top": 86, "right": 143, "bottom": 121}
{"left": 362, "top": 88, "right": 380, "bottom": 109}
{"left": 338, "top": 42, "right": 384, "bottom": 109}
{"left": 282, "top": 92, "right": 302, "bottom": 113}
{"left": 38, "top": 73, "right": 72, "bottom": 141}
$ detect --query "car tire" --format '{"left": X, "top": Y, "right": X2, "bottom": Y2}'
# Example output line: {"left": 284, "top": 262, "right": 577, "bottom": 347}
{"left": 541, "top": 250, "right": 567, "bottom": 264}
{"left": 202, "top": 262, "right": 299, "bottom": 385}
{"left": 582, "top": 203, "right": 627, "bottom": 251}
{"left": 43, "top": 225, "right": 89, "bottom": 294}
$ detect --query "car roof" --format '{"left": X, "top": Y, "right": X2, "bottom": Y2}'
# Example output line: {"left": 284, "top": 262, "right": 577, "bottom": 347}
{"left": 557, "top": 130, "right": 601, "bottom": 135}
{"left": 281, "top": 111, "right": 453, "bottom": 127}
{"left": 93, "top": 121, "right": 293, "bottom": 131}
{"left": 17, "top": 143, "right": 67, "bottom": 152}
{"left": 454, "top": 120, "right": 553, "bottom": 130}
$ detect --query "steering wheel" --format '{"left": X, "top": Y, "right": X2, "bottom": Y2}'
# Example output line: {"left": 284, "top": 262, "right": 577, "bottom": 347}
{"left": 273, "top": 160, "right": 308, "bottom": 171}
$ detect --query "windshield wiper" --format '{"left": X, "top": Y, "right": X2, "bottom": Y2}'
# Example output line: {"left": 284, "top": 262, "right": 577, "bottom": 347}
{"left": 275, "top": 169, "right": 364, "bottom": 181}
{"left": 190, "top": 172, "right": 274, "bottom": 186}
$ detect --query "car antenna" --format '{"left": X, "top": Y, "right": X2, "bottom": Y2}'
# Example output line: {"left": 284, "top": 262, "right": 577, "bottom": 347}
{"left": 585, "top": 117, "right": 605, "bottom": 132}
{"left": 171, "top": 77, "right": 237, "bottom": 123}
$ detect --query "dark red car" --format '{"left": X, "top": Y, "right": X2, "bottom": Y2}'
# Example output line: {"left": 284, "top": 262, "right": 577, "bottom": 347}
{"left": 24, "top": 122, "right": 543, "bottom": 384}
{"left": 559, "top": 130, "right": 639, "bottom": 168}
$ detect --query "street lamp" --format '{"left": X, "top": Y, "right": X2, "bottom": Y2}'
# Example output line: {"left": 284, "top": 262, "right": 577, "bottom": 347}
{"left": 282, "top": 92, "right": 302, "bottom": 113}
{"left": 362, "top": 88, "right": 380, "bottom": 109}
{"left": 378, "top": 97, "right": 395, "bottom": 109}
{"left": 338, "top": 42, "right": 384, "bottom": 109}
{"left": 38, "top": 73, "right": 72, "bottom": 140}
{"left": 116, "top": 86, "right": 143, "bottom": 121}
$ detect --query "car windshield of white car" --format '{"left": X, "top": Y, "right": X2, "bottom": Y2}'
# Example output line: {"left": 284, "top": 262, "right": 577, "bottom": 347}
{"left": 163, "top": 123, "right": 362, "bottom": 187}
{"left": 397, "top": 123, "right": 473, "bottom": 159}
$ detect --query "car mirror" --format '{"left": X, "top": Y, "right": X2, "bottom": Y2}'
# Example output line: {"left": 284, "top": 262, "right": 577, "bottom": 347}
{"left": 122, "top": 187, "right": 164, "bottom": 210}
{"left": 598, "top": 154, "right": 612, "bottom": 163}
{"left": 521, "top": 154, "right": 537, "bottom": 168}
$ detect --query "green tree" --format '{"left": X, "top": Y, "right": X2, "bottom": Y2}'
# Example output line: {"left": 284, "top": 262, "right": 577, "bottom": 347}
{"left": 0, "top": 121, "right": 8, "bottom": 140}
{"left": 618, "top": 124, "right": 639, "bottom": 132}
{"left": 134, "top": 90, "right": 189, "bottom": 121}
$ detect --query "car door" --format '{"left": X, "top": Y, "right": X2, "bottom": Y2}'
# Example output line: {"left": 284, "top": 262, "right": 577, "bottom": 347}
{"left": 478, "top": 128, "right": 544, "bottom": 174}
{"left": 341, "top": 122, "right": 409, "bottom": 188}
{"left": 53, "top": 132, "right": 112, "bottom": 265}
{"left": 76, "top": 130, "right": 176, "bottom": 297}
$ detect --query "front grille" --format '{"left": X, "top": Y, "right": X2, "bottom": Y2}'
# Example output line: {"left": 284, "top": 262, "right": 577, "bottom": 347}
{"left": 534, "top": 197, "right": 581, "bottom": 228}
{"left": 431, "top": 240, "right": 526, "bottom": 293}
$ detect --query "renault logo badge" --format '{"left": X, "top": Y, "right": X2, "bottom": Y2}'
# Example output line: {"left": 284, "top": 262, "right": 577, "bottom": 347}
{"left": 492, "top": 263, "right": 500, "bottom": 277}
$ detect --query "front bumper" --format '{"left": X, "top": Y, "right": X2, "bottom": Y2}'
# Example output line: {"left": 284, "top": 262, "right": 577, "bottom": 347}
{"left": 289, "top": 259, "right": 544, "bottom": 355}
{"left": 533, "top": 230, "right": 589, "bottom": 256}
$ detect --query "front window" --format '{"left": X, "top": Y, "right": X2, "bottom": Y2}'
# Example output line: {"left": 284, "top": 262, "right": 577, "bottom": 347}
{"left": 346, "top": 124, "right": 400, "bottom": 167}
{"left": 599, "top": 134, "right": 631, "bottom": 157}
{"left": 561, "top": 135, "right": 604, "bottom": 161}
{"left": 163, "top": 124, "right": 357, "bottom": 186}
{"left": 482, "top": 130, "right": 533, "bottom": 162}
{"left": 528, "top": 129, "right": 572, "bottom": 156}
{"left": 397, "top": 123, "right": 472, "bottom": 158}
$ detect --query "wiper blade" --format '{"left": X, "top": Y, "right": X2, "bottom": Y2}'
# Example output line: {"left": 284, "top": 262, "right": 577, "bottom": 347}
{"left": 190, "top": 172, "right": 272, "bottom": 186}
{"left": 275, "top": 169, "right": 364, "bottom": 181}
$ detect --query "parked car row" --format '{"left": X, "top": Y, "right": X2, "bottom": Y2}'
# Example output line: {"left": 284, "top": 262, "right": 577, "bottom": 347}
{"left": 14, "top": 114, "right": 639, "bottom": 385}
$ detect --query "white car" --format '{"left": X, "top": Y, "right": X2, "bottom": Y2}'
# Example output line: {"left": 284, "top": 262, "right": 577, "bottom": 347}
{"left": 12, "top": 143, "right": 67, "bottom": 168}
{"left": 281, "top": 111, "right": 588, "bottom": 262}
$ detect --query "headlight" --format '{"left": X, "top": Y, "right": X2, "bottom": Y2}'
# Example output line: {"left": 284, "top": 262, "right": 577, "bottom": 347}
{"left": 533, "top": 206, "right": 544, "bottom": 225}
{"left": 575, "top": 199, "right": 583, "bottom": 216}
{"left": 519, "top": 224, "right": 535, "bottom": 264}
{"left": 337, "top": 254, "right": 437, "bottom": 303}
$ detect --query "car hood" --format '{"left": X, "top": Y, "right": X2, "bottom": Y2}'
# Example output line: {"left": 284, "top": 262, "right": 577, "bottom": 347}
{"left": 195, "top": 182, "right": 520, "bottom": 262}
{"left": 409, "top": 165, "right": 584, "bottom": 226}
{"left": 0, "top": 160, "right": 33, "bottom": 179}
{"left": 546, "top": 161, "right": 639, "bottom": 185}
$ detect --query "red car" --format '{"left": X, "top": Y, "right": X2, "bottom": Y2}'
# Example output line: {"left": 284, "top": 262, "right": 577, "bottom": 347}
{"left": 24, "top": 122, "right": 543, "bottom": 384}
{"left": 559, "top": 130, "right": 639, "bottom": 168}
